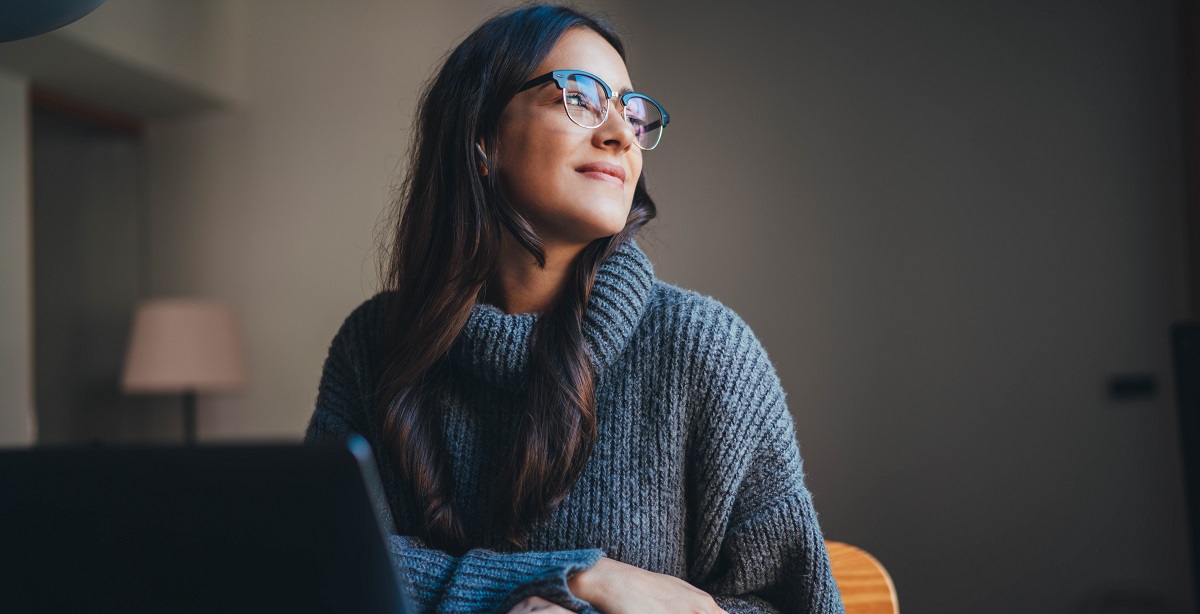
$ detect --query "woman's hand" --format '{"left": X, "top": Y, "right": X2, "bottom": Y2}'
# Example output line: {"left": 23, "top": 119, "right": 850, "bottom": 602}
{"left": 567, "top": 557, "right": 729, "bottom": 614}
{"left": 505, "top": 596, "right": 573, "bottom": 613}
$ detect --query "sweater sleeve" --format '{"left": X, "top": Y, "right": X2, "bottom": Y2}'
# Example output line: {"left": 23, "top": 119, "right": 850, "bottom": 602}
{"left": 388, "top": 535, "right": 603, "bottom": 614}
{"left": 304, "top": 301, "right": 605, "bottom": 614}
{"left": 686, "top": 304, "right": 845, "bottom": 614}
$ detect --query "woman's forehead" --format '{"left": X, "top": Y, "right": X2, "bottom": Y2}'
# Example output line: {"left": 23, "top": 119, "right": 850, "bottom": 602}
{"left": 535, "top": 28, "right": 631, "bottom": 92}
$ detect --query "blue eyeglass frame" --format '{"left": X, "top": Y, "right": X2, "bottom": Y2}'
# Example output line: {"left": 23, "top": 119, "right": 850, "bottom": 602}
{"left": 517, "top": 69, "right": 670, "bottom": 148}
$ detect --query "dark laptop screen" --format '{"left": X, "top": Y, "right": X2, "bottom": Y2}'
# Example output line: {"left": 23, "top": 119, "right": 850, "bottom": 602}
{"left": 0, "top": 436, "right": 412, "bottom": 614}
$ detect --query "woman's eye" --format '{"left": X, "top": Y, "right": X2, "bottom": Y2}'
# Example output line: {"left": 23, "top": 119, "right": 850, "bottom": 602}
{"left": 565, "top": 93, "right": 587, "bottom": 107}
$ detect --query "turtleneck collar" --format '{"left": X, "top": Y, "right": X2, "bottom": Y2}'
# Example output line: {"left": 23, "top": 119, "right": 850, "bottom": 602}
{"left": 448, "top": 239, "right": 655, "bottom": 393}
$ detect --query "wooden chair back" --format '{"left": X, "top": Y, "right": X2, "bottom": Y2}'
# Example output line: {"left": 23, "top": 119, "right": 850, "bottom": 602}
{"left": 825, "top": 541, "right": 899, "bottom": 614}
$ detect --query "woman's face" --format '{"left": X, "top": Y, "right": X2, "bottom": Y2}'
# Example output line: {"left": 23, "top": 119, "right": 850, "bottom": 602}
{"left": 493, "top": 28, "right": 643, "bottom": 247}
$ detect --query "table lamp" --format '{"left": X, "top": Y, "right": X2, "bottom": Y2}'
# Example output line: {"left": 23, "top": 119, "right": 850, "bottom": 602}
{"left": 121, "top": 299, "right": 248, "bottom": 445}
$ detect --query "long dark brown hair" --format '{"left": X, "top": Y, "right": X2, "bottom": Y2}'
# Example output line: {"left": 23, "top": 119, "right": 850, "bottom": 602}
{"left": 375, "top": 4, "right": 657, "bottom": 554}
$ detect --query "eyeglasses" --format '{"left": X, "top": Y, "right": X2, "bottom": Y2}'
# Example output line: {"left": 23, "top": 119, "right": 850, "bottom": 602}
{"left": 517, "top": 69, "right": 670, "bottom": 150}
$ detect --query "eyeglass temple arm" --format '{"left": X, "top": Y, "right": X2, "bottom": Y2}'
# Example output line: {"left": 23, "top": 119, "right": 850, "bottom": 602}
{"left": 517, "top": 73, "right": 556, "bottom": 93}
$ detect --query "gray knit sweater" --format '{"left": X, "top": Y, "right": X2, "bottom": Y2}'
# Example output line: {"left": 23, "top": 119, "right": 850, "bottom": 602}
{"left": 305, "top": 240, "right": 844, "bottom": 614}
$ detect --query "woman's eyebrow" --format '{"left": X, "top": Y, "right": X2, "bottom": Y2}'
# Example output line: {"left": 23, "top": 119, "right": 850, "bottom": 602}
{"left": 616, "top": 85, "right": 634, "bottom": 97}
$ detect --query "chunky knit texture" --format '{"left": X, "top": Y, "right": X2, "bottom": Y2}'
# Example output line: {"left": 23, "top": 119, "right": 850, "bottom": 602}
{"left": 305, "top": 240, "right": 844, "bottom": 614}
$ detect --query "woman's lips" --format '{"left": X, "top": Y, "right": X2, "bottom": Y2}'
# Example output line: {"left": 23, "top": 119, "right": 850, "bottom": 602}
{"left": 580, "top": 170, "right": 624, "bottom": 186}
{"left": 576, "top": 161, "right": 626, "bottom": 186}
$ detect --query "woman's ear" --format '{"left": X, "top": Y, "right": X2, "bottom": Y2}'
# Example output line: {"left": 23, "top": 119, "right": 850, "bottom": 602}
{"left": 475, "top": 143, "right": 489, "bottom": 176}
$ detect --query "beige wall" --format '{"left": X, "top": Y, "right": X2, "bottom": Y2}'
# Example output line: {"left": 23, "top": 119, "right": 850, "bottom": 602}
{"left": 0, "top": 69, "right": 35, "bottom": 447}
{"left": 58, "top": 0, "right": 247, "bottom": 105}
{"left": 0, "top": 0, "right": 245, "bottom": 118}
{"left": 142, "top": 0, "right": 628, "bottom": 439}
{"left": 5, "top": 1, "right": 1194, "bottom": 612}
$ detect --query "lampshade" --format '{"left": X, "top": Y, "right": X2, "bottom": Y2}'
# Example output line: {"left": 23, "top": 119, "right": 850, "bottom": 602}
{"left": 121, "top": 299, "right": 248, "bottom": 394}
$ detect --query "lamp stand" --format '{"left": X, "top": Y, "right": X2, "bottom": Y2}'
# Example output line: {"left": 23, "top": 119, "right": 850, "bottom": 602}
{"left": 182, "top": 390, "right": 197, "bottom": 445}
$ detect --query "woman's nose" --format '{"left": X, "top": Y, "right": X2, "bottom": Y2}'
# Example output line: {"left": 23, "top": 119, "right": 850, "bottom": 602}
{"left": 595, "top": 100, "right": 635, "bottom": 149}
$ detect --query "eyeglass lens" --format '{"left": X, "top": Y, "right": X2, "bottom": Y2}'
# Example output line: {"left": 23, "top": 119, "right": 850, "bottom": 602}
{"left": 563, "top": 73, "right": 664, "bottom": 150}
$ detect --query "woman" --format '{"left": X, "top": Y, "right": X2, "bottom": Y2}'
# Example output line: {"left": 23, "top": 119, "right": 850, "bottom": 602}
{"left": 305, "top": 5, "right": 844, "bottom": 613}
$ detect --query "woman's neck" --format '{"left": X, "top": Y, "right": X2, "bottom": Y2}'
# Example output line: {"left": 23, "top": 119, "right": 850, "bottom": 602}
{"left": 485, "top": 232, "right": 586, "bottom": 315}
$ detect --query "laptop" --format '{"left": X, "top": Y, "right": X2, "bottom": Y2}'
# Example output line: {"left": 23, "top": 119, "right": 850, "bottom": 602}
{"left": 0, "top": 434, "right": 415, "bottom": 613}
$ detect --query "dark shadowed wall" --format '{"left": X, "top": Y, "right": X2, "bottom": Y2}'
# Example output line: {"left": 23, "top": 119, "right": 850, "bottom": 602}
{"left": 614, "top": 1, "right": 1192, "bottom": 612}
